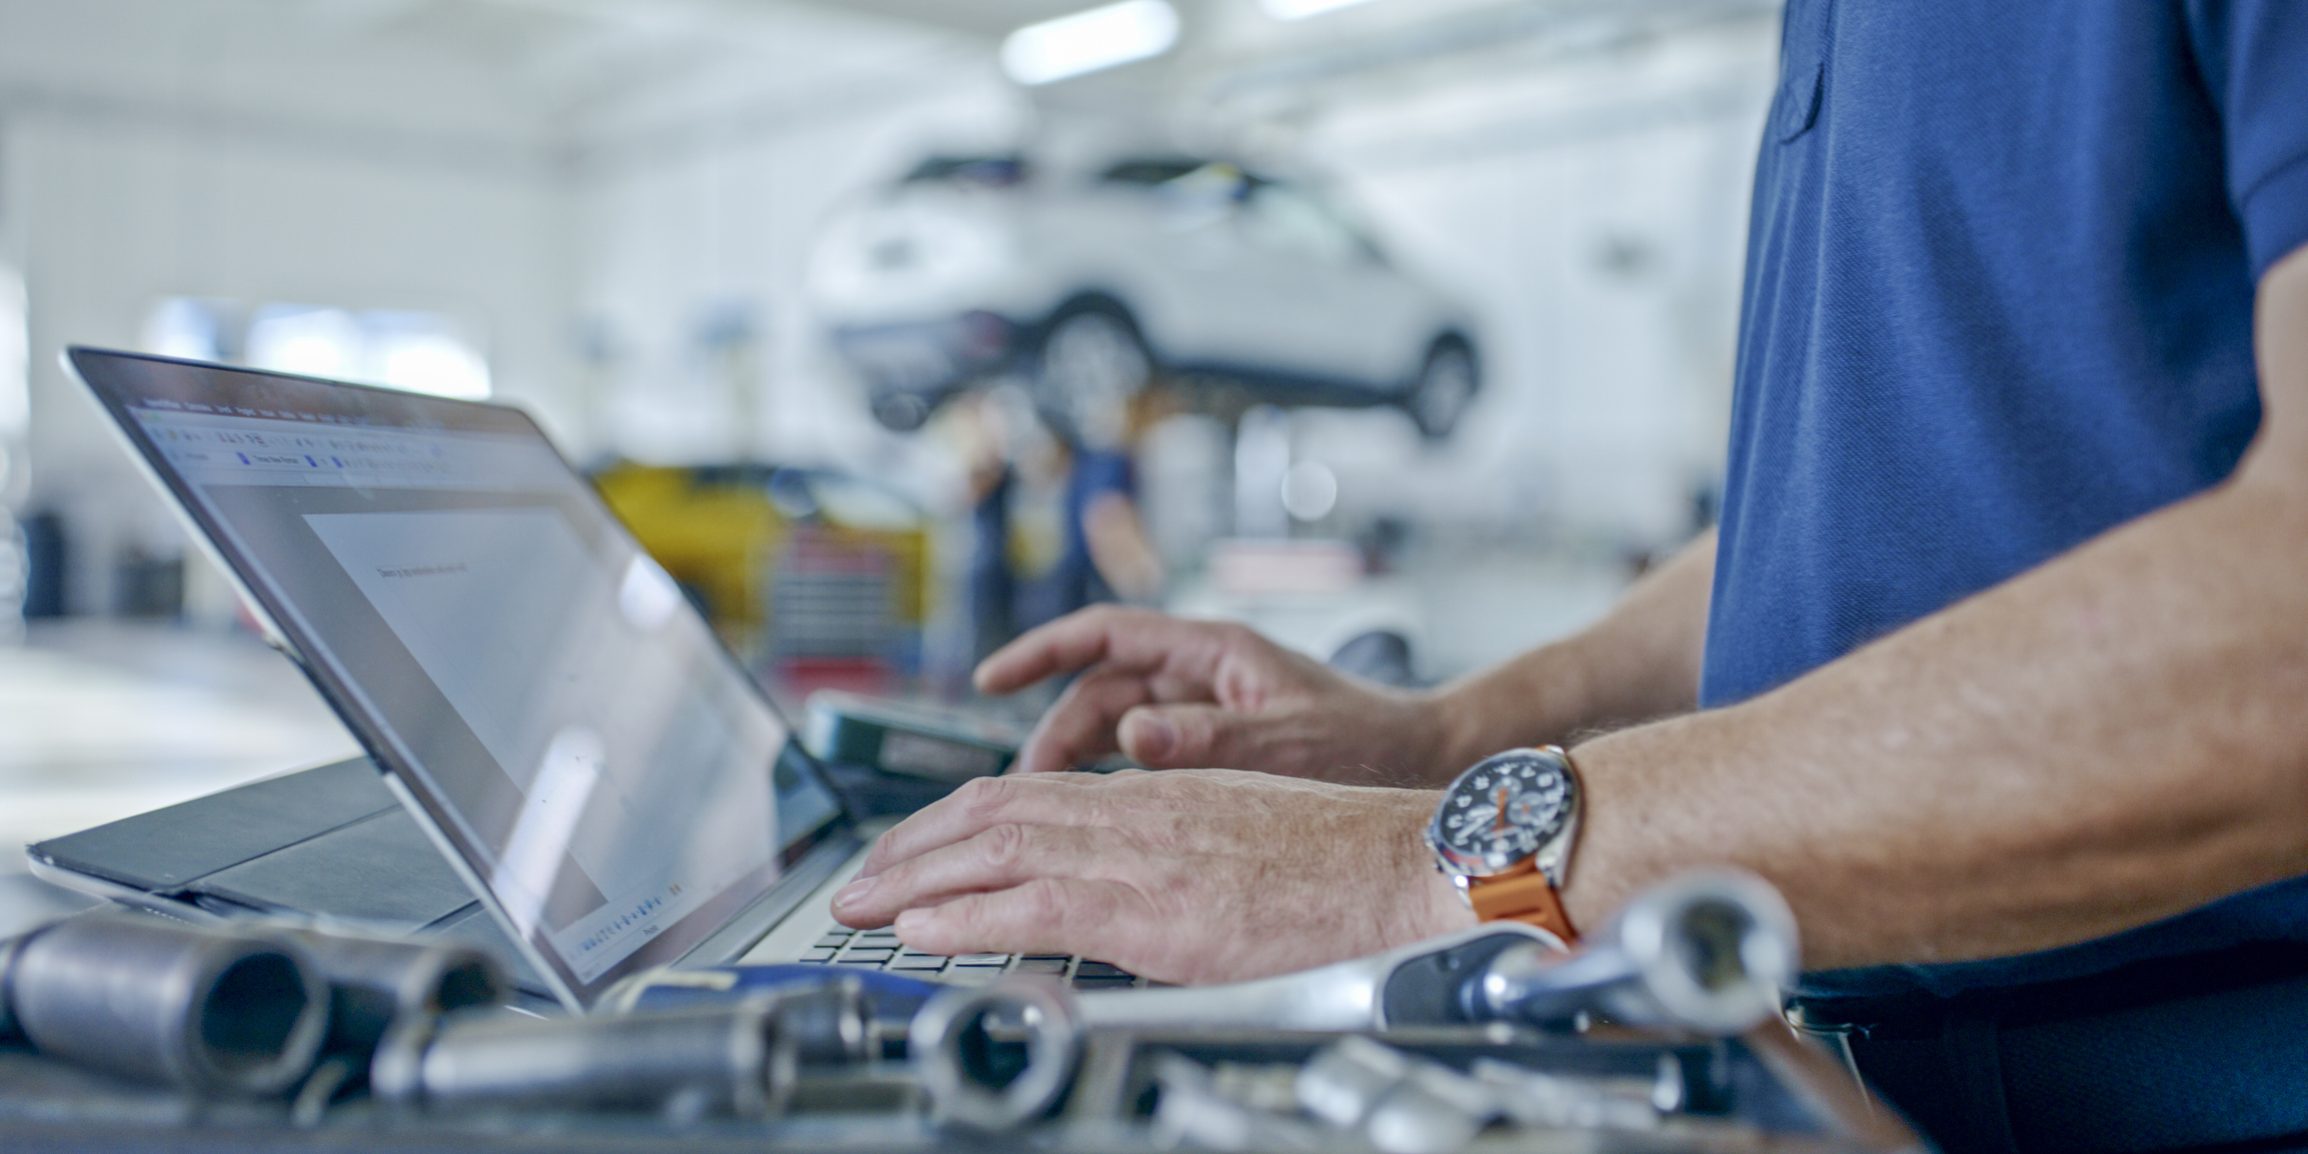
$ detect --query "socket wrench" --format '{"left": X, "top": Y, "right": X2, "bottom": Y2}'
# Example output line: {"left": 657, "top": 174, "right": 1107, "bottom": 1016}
{"left": 1475, "top": 869, "right": 1798, "bottom": 1033}
{"left": 1076, "top": 870, "right": 1796, "bottom": 1037}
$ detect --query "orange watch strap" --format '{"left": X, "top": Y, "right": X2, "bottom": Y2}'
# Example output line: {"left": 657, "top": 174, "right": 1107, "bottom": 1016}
{"left": 1467, "top": 868, "right": 1578, "bottom": 945}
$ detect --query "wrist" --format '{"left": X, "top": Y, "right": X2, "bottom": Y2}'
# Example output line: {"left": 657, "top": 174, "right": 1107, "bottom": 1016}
{"left": 1398, "top": 790, "right": 1480, "bottom": 939}
{"left": 1420, "top": 681, "right": 1493, "bottom": 775}
{"left": 1417, "top": 863, "right": 1480, "bottom": 938}
{"left": 1553, "top": 736, "right": 1633, "bottom": 935}
{"left": 1426, "top": 641, "right": 1596, "bottom": 772}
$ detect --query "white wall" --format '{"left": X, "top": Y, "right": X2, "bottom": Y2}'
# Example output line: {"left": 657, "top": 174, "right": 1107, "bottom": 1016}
{"left": 1280, "top": 17, "right": 1774, "bottom": 547}
{"left": 567, "top": 47, "right": 1024, "bottom": 475}
{"left": 0, "top": 0, "right": 1000, "bottom": 613}
{"left": 0, "top": 0, "right": 574, "bottom": 614}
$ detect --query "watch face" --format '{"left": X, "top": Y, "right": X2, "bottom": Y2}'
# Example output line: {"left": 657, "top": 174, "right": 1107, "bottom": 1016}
{"left": 1432, "top": 749, "right": 1576, "bottom": 877}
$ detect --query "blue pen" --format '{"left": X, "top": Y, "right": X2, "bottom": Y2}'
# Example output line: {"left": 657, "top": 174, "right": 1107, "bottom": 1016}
{"left": 612, "top": 964, "right": 946, "bottom": 1023}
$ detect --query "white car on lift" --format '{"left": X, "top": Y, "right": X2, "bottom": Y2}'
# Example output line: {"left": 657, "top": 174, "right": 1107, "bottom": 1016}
{"left": 808, "top": 153, "right": 1483, "bottom": 439}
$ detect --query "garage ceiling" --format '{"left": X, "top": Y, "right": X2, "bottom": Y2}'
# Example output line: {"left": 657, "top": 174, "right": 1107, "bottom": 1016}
{"left": 320, "top": 0, "right": 1097, "bottom": 49}
{"left": 792, "top": 0, "right": 1116, "bottom": 38}
{"left": 0, "top": 0, "right": 1778, "bottom": 161}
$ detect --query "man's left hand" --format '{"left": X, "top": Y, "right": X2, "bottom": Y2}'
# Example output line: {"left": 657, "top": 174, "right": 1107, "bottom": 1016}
{"left": 829, "top": 770, "right": 1475, "bottom": 984}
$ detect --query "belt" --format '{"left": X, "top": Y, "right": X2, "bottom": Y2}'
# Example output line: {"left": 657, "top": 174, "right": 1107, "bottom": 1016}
{"left": 1789, "top": 946, "right": 2308, "bottom": 1154}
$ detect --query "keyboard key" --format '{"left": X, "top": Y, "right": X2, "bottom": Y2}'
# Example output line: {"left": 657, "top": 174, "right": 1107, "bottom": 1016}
{"left": 798, "top": 948, "right": 837, "bottom": 963}
{"left": 941, "top": 969, "right": 1000, "bottom": 986}
{"left": 839, "top": 947, "right": 897, "bottom": 963}
{"left": 889, "top": 957, "right": 948, "bottom": 972}
{"left": 814, "top": 932, "right": 855, "bottom": 949}
{"left": 1022, "top": 955, "right": 1070, "bottom": 964}
{"left": 1071, "top": 976, "right": 1136, "bottom": 990}
{"left": 1075, "top": 961, "right": 1131, "bottom": 978}
{"left": 856, "top": 928, "right": 900, "bottom": 941}
{"left": 1012, "top": 959, "right": 1067, "bottom": 975}
{"left": 953, "top": 953, "right": 1010, "bottom": 966}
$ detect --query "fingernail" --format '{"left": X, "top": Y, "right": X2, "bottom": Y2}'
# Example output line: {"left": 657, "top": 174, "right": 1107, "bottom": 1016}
{"left": 895, "top": 908, "right": 931, "bottom": 935}
{"left": 832, "top": 876, "right": 876, "bottom": 912}
{"left": 1131, "top": 714, "right": 1176, "bottom": 760}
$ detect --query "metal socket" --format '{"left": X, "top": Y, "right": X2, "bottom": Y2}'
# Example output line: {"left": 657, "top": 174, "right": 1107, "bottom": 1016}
{"left": 908, "top": 979, "right": 1082, "bottom": 1131}
{"left": 1, "top": 912, "right": 328, "bottom": 1096}
{"left": 288, "top": 931, "right": 507, "bottom": 1057}
{"left": 0, "top": 935, "right": 25, "bottom": 1039}
{"left": 371, "top": 1002, "right": 780, "bottom": 1118}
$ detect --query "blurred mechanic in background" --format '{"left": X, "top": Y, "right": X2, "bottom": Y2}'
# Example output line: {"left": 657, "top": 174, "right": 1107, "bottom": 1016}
{"left": 957, "top": 382, "right": 1166, "bottom": 664}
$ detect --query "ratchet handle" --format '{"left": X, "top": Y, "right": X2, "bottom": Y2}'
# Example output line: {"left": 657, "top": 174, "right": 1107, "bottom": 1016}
{"left": 1378, "top": 930, "right": 1563, "bottom": 1028}
{"left": 1073, "top": 923, "right": 1560, "bottom": 1034}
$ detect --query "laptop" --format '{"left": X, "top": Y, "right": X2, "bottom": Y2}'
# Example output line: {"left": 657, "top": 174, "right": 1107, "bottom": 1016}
{"left": 34, "top": 347, "right": 1138, "bottom": 1012}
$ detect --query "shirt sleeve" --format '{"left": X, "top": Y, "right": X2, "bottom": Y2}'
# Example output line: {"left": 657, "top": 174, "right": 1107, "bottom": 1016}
{"left": 1078, "top": 450, "right": 1136, "bottom": 500}
{"left": 2187, "top": 1, "right": 2308, "bottom": 280}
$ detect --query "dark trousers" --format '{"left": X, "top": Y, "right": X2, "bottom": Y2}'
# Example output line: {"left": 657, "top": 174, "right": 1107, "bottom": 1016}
{"left": 1797, "top": 947, "right": 2308, "bottom": 1154}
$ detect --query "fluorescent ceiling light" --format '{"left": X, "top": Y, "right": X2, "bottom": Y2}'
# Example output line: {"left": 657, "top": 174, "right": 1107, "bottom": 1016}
{"left": 1002, "top": 0, "right": 1181, "bottom": 86}
{"left": 1260, "top": 0, "right": 1382, "bottom": 20}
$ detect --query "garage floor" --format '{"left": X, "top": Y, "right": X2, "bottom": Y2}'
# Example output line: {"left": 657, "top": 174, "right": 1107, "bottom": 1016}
{"left": 0, "top": 622, "right": 356, "bottom": 937}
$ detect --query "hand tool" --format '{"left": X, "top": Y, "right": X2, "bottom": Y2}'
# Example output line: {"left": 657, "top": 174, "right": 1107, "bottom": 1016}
{"left": 1470, "top": 868, "right": 1797, "bottom": 1033}
{"left": 1152, "top": 1053, "right": 1328, "bottom": 1152}
{"left": 908, "top": 977, "right": 1083, "bottom": 1131}
{"left": 0, "top": 911, "right": 328, "bottom": 1096}
{"left": 370, "top": 1001, "right": 783, "bottom": 1119}
{"left": 370, "top": 978, "right": 877, "bottom": 1119}
{"left": 285, "top": 930, "right": 506, "bottom": 1058}
{"left": 1076, "top": 870, "right": 1797, "bottom": 1038}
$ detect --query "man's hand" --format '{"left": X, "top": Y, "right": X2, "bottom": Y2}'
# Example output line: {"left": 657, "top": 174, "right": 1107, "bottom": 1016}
{"left": 828, "top": 769, "right": 1475, "bottom": 984}
{"left": 976, "top": 606, "right": 1448, "bottom": 784}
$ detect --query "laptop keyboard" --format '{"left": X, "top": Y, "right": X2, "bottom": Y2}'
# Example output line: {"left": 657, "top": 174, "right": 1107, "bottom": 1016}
{"left": 800, "top": 926, "right": 1149, "bottom": 990}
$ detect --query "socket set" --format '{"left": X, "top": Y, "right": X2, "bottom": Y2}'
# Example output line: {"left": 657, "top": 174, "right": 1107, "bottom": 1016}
{"left": 0, "top": 873, "right": 1927, "bottom": 1153}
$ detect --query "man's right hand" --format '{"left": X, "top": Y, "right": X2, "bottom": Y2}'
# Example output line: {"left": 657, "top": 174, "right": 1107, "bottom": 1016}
{"left": 977, "top": 532, "right": 1721, "bottom": 784}
{"left": 976, "top": 606, "right": 1450, "bottom": 784}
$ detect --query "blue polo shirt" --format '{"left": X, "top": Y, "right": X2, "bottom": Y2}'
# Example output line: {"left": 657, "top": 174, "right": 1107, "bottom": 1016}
{"left": 1703, "top": 0, "right": 2308, "bottom": 1004}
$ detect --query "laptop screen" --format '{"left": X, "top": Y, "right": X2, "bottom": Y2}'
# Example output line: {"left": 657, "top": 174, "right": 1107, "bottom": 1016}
{"left": 71, "top": 349, "right": 846, "bottom": 1005}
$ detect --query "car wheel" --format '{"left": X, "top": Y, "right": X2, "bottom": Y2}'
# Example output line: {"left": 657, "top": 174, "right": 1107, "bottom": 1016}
{"left": 869, "top": 390, "right": 932, "bottom": 432}
{"left": 1035, "top": 306, "right": 1153, "bottom": 445}
{"left": 1408, "top": 342, "right": 1478, "bottom": 440}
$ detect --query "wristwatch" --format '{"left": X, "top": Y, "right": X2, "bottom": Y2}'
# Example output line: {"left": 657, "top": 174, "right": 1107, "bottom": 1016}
{"left": 1428, "top": 746, "right": 1583, "bottom": 946}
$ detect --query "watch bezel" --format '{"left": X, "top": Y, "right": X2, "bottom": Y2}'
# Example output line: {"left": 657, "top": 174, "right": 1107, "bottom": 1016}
{"left": 1429, "top": 747, "right": 1580, "bottom": 880}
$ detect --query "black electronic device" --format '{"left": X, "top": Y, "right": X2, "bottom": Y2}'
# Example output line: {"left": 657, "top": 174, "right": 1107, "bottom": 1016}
{"left": 803, "top": 691, "right": 1024, "bottom": 783}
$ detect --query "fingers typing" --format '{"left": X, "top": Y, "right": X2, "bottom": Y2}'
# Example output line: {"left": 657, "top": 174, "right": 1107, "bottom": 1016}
{"left": 852, "top": 773, "right": 1098, "bottom": 881}
{"left": 1013, "top": 669, "right": 1153, "bottom": 775}
{"left": 891, "top": 878, "right": 1147, "bottom": 968}
{"left": 832, "top": 822, "right": 1109, "bottom": 927}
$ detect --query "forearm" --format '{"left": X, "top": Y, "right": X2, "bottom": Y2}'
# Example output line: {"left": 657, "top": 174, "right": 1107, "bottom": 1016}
{"left": 1084, "top": 493, "right": 1163, "bottom": 602}
{"left": 1563, "top": 252, "right": 2308, "bottom": 969}
{"left": 1430, "top": 530, "right": 1716, "bottom": 768}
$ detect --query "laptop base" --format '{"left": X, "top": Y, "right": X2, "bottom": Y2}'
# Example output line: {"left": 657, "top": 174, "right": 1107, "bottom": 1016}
{"left": 27, "top": 757, "right": 552, "bottom": 997}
